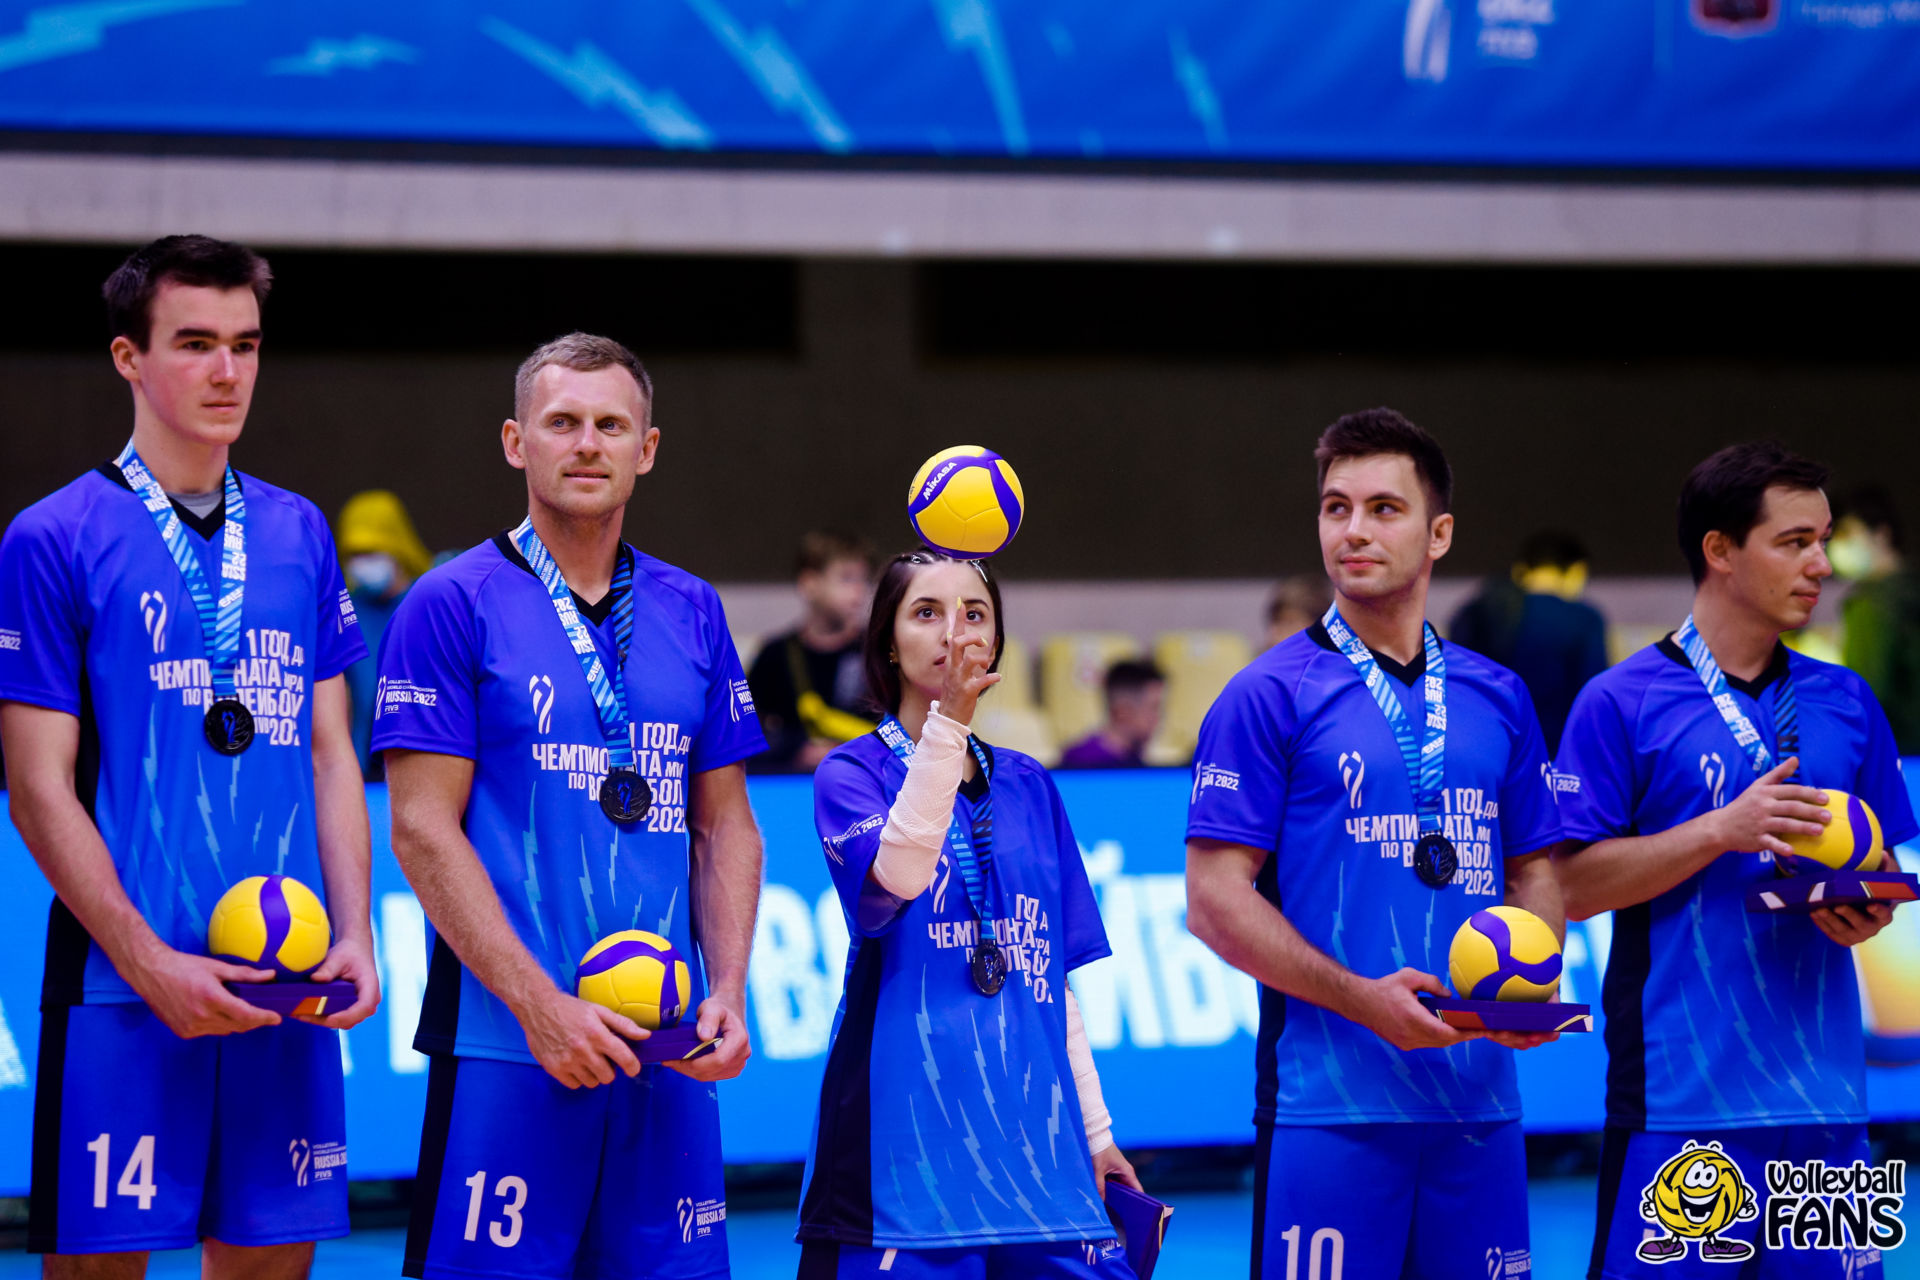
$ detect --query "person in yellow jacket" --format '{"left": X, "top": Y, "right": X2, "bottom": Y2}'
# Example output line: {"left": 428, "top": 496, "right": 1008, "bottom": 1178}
{"left": 335, "top": 489, "right": 434, "bottom": 776}
{"left": 747, "top": 530, "right": 877, "bottom": 770}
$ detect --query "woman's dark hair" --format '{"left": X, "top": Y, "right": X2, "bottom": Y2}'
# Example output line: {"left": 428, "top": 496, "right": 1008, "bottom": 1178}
{"left": 1677, "top": 442, "right": 1830, "bottom": 584}
{"left": 862, "top": 548, "right": 1006, "bottom": 715}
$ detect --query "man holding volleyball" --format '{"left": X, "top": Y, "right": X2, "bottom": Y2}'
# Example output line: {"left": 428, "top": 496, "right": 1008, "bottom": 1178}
{"left": 0, "top": 236, "right": 378, "bottom": 1277}
{"left": 1186, "top": 408, "right": 1565, "bottom": 1280}
{"left": 374, "top": 333, "right": 765, "bottom": 1280}
{"left": 1555, "top": 443, "right": 1914, "bottom": 1278}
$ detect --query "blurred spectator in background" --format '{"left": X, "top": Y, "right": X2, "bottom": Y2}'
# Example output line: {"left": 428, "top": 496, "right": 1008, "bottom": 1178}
{"left": 1449, "top": 530, "right": 1608, "bottom": 753}
{"left": 1059, "top": 659, "right": 1165, "bottom": 768}
{"left": 1833, "top": 487, "right": 1920, "bottom": 752}
{"left": 747, "top": 530, "right": 877, "bottom": 771}
{"left": 336, "top": 490, "right": 433, "bottom": 778}
{"left": 1265, "top": 576, "right": 1332, "bottom": 648}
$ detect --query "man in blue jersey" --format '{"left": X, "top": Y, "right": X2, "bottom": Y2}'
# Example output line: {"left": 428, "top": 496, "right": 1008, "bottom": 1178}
{"left": 374, "top": 333, "right": 765, "bottom": 1280}
{"left": 1555, "top": 443, "right": 1915, "bottom": 1279}
{"left": 0, "top": 236, "right": 379, "bottom": 1278}
{"left": 1185, "top": 408, "right": 1565, "bottom": 1280}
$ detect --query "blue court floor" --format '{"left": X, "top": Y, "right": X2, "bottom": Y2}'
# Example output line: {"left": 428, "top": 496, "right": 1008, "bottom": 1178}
{"left": 3, "top": 1181, "right": 1918, "bottom": 1278}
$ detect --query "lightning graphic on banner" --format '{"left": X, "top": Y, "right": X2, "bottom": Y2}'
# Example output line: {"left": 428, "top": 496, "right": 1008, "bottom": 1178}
{"left": 0, "top": 0, "right": 240, "bottom": 74}
{"left": 481, "top": 18, "right": 711, "bottom": 149}
{"left": 684, "top": 0, "right": 851, "bottom": 152}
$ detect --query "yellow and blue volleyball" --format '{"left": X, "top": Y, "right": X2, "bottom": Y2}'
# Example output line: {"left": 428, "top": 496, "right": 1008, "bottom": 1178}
{"left": 575, "top": 930, "right": 691, "bottom": 1030}
{"left": 1783, "top": 790, "right": 1884, "bottom": 873}
{"left": 1449, "top": 906, "right": 1562, "bottom": 1002}
{"left": 907, "top": 446, "right": 1025, "bottom": 559}
{"left": 207, "top": 874, "right": 331, "bottom": 977}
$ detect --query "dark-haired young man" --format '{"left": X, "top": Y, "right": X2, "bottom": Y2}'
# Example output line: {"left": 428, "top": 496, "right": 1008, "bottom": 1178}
{"left": 746, "top": 530, "right": 876, "bottom": 772}
{"left": 374, "top": 333, "right": 764, "bottom": 1280}
{"left": 1059, "top": 659, "right": 1165, "bottom": 768}
{"left": 1186, "top": 408, "right": 1565, "bottom": 1280}
{"left": 1555, "top": 444, "right": 1914, "bottom": 1278}
{"left": 0, "top": 236, "right": 378, "bottom": 1277}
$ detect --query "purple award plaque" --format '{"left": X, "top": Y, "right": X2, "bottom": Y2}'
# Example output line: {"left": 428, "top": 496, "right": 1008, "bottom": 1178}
{"left": 635, "top": 1026, "right": 722, "bottom": 1064}
{"left": 1747, "top": 869, "right": 1920, "bottom": 915}
{"left": 227, "top": 980, "right": 358, "bottom": 1017}
{"left": 1418, "top": 995, "right": 1593, "bottom": 1033}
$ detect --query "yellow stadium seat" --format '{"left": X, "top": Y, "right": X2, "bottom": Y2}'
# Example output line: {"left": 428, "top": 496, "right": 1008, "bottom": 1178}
{"left": 1607, "top": 624, "right": 1669, "bottom": 666}
{"left": 992, "top": 636, "right": 1037, "bottom": 711}
{"left": 1040, "top": 632, "right": 1143, "bottom": 748}
{"left": 1148, "top": 630, "right": 1254, "bottom": 765}
{"left": 973, "top": 702, "right": 1060, "bottom": 767}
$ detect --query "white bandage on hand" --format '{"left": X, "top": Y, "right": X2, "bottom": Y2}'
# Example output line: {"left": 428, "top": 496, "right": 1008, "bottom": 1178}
{"left": 1065, "top": 986, "right": 1113, "bottom": 1155}
{"left": 869, "top": 703, "right": 969, "bottom": 900}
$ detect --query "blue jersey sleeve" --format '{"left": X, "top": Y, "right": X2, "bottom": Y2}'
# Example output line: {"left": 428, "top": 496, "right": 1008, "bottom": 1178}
{"left": 1498, "top": 683, "right": 1564, "bottom": 858}
{"left": 0, "top": 508, "right": 82, "bottom": 715}
{"left": 1553, "top": 680, "right": 1639, "bottom": 844}
{"left": 368, "top": 571, "right": 480, "bottom": 760}
{"left": 688, "top": 584, "right": 765, "bottom": 774}
{"left": 1044, "top": 767, "right": 1111, "bottom": 971}
{"left": 813, "top": 747, "right": 901, "bottom": 937}
{"left": 1186, "top": 669, "right": 1289, "bottom": 852}
{"left": 1851, "top": 684, "right": 1919, "bottom": 849}
{"left": 309, "top": 510, "right": 366, "bottom": 682}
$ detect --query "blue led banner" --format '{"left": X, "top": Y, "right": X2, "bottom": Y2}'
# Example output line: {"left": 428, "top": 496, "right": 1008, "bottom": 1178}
{"left": 2, "top": 772, "right": 1919, "bottom": 1192}
{"left": 0, "top": 1, "right": 1915, "bottom": 169}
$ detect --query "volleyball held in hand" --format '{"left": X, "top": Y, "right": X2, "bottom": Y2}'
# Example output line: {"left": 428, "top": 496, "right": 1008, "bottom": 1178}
{"left": 1448, "top": 906, "right": 1562, "bottom": 1002}
{"left": 207, "top": 874, "right": 332, "bottom": 977}
{"left": 1782, "top": 790, "right": 1884, "bottom": 873}
{"left": 575, "top": 930, "right": 692, "bottom": 1030}
{"left": 907, "top": 446, "right": 1025, "bottom": 558}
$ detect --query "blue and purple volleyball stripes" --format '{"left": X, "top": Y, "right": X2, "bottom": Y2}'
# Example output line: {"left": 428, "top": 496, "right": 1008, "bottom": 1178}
{"left": 1464, "top": 909, "right": 1563, "bottom": 1001}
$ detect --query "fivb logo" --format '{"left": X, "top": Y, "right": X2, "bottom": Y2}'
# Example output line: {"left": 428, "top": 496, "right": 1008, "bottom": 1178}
{"left": 676, "top": 1197, "right": 694, "bottom": 1244}
{"left": 289, "top": 1138, "right": 312, "bottom": 1187}
{"left": 1701, "top": 752, "right": 1728, "bottom": 809}
{"left": 139, "top": 590, "right": 169, "bottom": 653}
{"left": 1403, "top": 0, "right": 1451, "bottom": 82}
{"left": 528, "top": 675, "right": 556, "bottom": 734}
{"left": 1339, "top": 751, "right": 1366, "bottom": 809}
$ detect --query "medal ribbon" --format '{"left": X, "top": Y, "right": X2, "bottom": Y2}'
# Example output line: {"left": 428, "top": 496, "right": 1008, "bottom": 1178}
{"left": 1322, "top": 604, "right": 1448, "bottom": 837}
{"left": 511, "top": 517, "right": 637, "bottom": 775}
{"left": 1675, "top": 613, "right": 1798, "bottom": 776}
{"left": 878, "top": 715, "right": 997, "bottom": 942}
{"left": 115, "top": 442, "right": 246, "bottom": 709}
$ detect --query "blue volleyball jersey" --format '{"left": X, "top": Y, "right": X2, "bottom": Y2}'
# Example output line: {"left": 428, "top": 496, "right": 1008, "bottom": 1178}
{"left": 0, "top": 466, "right": 365, "bottom": 1005}
{"left": 800, "top": 733, "right": 1114, "bottom": 1249}
{"left": 1554, "top": 638, "right": 1918, "bottom": 1132}
{"left": 369, "top": 534, "right": 764, "bottom": 1065}
{"left": 1185, "top": 624, "right": 1563, "bottom": 1127}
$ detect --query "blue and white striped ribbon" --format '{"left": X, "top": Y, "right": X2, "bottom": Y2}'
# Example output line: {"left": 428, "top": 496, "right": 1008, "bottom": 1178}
{"left": 115, "top": 441, "right": 246, "bottom": 704}
{"left": 511, "top": 517, "right": 637, "bottom": 774}
{"left": 878, "top": 715, "right": 997, "bottom": 942}
{"left": 1675, "top": 613, "right": 1799, "bottom": 777}
{"left": 1322, "top": 603, "right": 1448, "bottom": 836}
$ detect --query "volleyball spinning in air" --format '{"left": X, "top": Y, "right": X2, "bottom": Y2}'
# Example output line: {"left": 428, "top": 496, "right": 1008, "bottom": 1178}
{"left": 1448, "top": 906, "right": 1562, "bottom": 1002}
{"left": 907, "top": 446, "right": 1025, "bottom": 559}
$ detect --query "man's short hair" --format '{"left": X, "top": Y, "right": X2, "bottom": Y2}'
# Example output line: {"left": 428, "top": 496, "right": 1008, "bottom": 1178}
{"left": 1104, "top": 659, "right": 1165, "bottom": 700}
{"left": 1314, "top": 407, "right": 1453, "bottom": 517}
{"left": 514, "top": 332, "right": 654, "bottom": 425}
{"left": 1677, "top": 442, "right": 1830, "bottom": 584}
{"left": 1516, "top": 530, "right": 1590, "bottom": 572}
{"left": 103, "top": 235, "right": 272, "bottom": 350}
{"left": 795, "top": 530, "right": 877, "bottom": 578}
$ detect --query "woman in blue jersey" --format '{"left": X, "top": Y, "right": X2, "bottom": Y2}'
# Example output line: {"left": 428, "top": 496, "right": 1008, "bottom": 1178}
{"left": 799, "top": 548, "right": 1141, "bottom": 1280}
